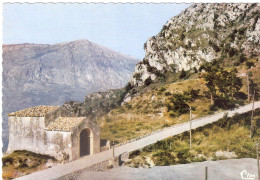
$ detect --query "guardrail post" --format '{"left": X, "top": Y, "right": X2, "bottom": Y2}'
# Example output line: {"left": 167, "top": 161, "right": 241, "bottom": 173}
{"left": 189, "top": 106, "right": 192, "bottom": 148}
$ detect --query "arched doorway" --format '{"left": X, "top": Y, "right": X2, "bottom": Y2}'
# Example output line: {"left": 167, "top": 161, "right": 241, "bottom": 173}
{"left": 80, "top": 129, "right": 91, "bottom": 157}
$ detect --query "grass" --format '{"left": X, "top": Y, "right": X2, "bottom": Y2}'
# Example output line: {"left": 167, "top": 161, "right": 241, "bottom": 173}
{"left": 99, "top": 58, "right": 260, "bottom": 144}
{"left": 127, "top": 109, "right": 260, "bottom": 167}
{"left": 99, "top": 78, "right": 218, "bottom": 143}
{"left": 2, "top": 150, "right": 56, "bottom": 180}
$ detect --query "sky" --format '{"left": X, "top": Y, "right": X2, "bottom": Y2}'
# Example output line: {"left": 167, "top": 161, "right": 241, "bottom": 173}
{"left": 3, "top": 3, "right": 191, "bottom": 59}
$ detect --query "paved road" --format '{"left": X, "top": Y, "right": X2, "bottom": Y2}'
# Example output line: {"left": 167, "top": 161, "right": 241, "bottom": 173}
{"left": 77, "top": 158, "right": 258, "bottom": 180}
{"left": 114, "top": 101, "right": 260, "bottom": 156}
{"left": 16, "top": 101, "right": 260, "bottom": 180}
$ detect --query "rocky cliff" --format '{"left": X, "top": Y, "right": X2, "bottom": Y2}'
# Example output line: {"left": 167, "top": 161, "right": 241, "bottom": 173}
{"left": 2, "top": 39, "right": 139, "bottom": 151}
{"left": 130, "top": 3, "right": 260, "bottom": 86}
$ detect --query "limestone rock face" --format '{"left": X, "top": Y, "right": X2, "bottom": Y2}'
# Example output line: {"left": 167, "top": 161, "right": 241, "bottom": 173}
{"left": 130, "top": 3, "right": 260, "bottom": 86}
{"left": 2, "top": 39, "right": 139, "bottom": 151}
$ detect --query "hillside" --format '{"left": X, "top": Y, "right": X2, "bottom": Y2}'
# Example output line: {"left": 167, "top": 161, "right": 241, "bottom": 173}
{"left": 2, "top": 39, "right": 139, "bottom": 151}
{"left": 130, "top": 3, "right": 260, "bottom": 86}
{"left": 57, "top": 4, "right": 260, "bottom": 144}
{"left": 2, "top": 3, "right": 260, "bottom": 178}
{"left": 2, "top": 150, "right": 57, "bottom": 180}
{"left": 127, "top": 109, "right": 260, "bottom": 167}
{"left": 82, "top": 53, "right": 257, "bottom": 144}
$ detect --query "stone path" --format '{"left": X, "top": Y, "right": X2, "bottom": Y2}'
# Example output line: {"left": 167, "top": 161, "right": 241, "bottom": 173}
{"left": 77, "top": 158, "right": 258, "bottom": 180}
{"left": 16, "top": 101, "right": 260, "bottom": 180}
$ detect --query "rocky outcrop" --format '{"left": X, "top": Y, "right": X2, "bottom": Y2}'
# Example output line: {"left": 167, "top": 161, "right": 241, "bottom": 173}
{"left": 130, "top": 3, "right": 260, "bottom": 86}
{"left": 60, "top": 88, "right": 126, "bottom": 118}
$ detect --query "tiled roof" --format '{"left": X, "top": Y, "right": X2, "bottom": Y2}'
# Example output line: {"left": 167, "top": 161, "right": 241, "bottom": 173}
{"left": 45, "top": 117, "right": 85, "bottom": 132}
{"left": 8, "top": 105, "right": 60, "bottom": 117}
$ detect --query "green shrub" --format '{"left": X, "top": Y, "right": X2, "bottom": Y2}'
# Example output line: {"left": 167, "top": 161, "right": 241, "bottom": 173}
{"left": 239, "top": 53, "right": 246, "bottom": 63}
{"left": 184, "top": 88, "right": 200, "bottom": 102}
{"left": 165, "top": 92, "right": 172, "bottom": 96}
{"left": 246, "top": 61, "right": 254, "bottom": 69}
{"left": 209, "top": 104, "right": 218, "bottom": 111}
{"left": 144, "top": 77, "right": 152, "bottom": 86}
{"left": 179, "top": 69, "right": 187, "bottom": 79}
{"left": 167, "top": 93, "right": 189, "bottom": 116}
{"left": 159, "top": 87, "right": 166, "bottom": 92}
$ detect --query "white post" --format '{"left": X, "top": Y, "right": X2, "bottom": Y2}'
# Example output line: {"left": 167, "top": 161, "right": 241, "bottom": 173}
{"left": 189, "top": 106, "right": 192, "bottom": 148}
{"left": 257, "top": 143, "right": 259, "bottom": 180}
{"left": 247, "top": 72, "right": 250, "bottom": 102}
{"left": 250, "top": 91, "right": 255, "bottom": 139}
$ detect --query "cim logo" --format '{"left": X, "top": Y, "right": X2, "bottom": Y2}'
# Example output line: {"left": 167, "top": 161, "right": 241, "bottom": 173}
{"left": 240, "top": 170, "right": 256, "bottom": 180}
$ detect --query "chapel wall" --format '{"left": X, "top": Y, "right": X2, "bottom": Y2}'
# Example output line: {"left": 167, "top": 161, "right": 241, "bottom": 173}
{"left": 7, "top": 116, "right": 72, "bottom": 161}
{"left": 7, "top": 116, "right": 45, "bottom": 154}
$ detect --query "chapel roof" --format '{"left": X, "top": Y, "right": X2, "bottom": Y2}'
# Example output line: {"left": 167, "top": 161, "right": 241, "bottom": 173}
{"left": 8, "top": 105, "right": 60, "bottom": 117}
{"left": 45, "top": 117, "right": 85, "bottom": 132}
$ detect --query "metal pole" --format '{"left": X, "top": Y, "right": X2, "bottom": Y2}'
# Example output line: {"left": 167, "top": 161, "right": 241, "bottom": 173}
{"left": 250, "top": 91, "right": 255, "bottom": 139}
{"left": 189, "top": 106, "right": 192, "bottom": 148}
{"left": 257, "top": 143, "right": 259, "bottom": 180}
{"left": 247, "top": 72, "right": 250, "bottom": 102}
{"left": 112, "top": 147, "right": 115, "bottom": 158}
{"left": 205, "top": 166, "right": 208, "bottom": 180}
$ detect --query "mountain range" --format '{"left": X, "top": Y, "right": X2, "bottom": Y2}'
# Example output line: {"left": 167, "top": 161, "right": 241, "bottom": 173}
{"left": 2, "top": 39, "right": 139, "bottom": 151}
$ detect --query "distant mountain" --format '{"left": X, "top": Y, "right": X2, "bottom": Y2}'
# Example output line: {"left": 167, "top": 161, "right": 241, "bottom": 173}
{"left": 2, "top": 39, "right": 140, "bottom": 151}
{"left": 130, "top": 3, "right": 260, "bottom": 86}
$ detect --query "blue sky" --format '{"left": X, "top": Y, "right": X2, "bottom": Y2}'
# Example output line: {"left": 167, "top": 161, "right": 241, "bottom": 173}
{"left": 3, "top": 3, "right": 191, "bottom": 59}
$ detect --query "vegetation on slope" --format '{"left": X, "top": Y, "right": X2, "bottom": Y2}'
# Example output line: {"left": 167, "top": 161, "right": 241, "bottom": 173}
{"left": 99, "top": 56, "right": 259, "bottom": 143}
{"left": 99, "top": 78, "right": 209, "bottom": 143}
{"left": 127, "top": 109, "right": 260, "bottom": 168}
{"left": 2, "top": 150, "right": 57, "bottom": 180}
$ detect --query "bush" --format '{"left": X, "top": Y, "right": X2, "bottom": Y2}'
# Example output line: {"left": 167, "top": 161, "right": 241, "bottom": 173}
{"left": 238, "top": 27, "right": 246, "bottom": 35}
{"left": 133, "top": 73, "right": 142, "bottom": 80}
{"left": 125, "top": 82, "right": 133, "bottom": 92}
{"left": 228, "top": 48, "right": 236, "bottom": 57}
{"left": 214, "top": 97, "right": 236, "bottom": 110}
{"left": 159, "top": 87, "right": 166, "bottom": 92}
{"left": 179, "top": 69, "right": 187, "bottom": 79}
{"left": 124, "top": 103, "right": 132, "bottom": 110}
{"left": 169, "top": 110, "right": 176, "bottom": 117}
{"left": 239, "top": 53, "right": 246, "bottom": 63}
{"left": 165, "top": 92, "right": 172, "bottom": 96}
{"left": 209, "top": 104, "right": 218, "bottom": 111}
{"left": 144, "top": 77, "right": 152, "bottom": 86}
{"left": 167, "top": 93, "right": 189, "bottom": 116}
{"left": 234, "top": 92, "right": 247, "bottom": 100}
{"left": 184, "top": 88, "right": 200, "bottom": 102}
{"left": 246, "top": 61, "right": 254, "bottom": 69}
{"left": 234, "top": 60, "right": 240, "bottom": 66}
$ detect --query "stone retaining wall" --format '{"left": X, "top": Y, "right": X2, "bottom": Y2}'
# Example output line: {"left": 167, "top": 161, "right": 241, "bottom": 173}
{"left": 55, "top": 158, "right": 119, "bottom": 180}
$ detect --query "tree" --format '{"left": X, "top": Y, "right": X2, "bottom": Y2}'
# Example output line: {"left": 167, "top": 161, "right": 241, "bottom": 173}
{"left": 202, "top": 63, "right": 218, "bottom": 104}
{"left": 249, "top": 79, "right": 259, "bottom": 100}
{"left": 203, "top": 64, "right": 242, "bottom": 108}
{"left": 167, "top": 93, "right": 189, "bottom": 116}
{"left": 184, "top": 88, "right": 200, "bottom": 102}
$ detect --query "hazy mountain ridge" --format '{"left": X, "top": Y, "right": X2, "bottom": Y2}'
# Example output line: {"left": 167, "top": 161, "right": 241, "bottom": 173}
{"left": 2, "top": 39, "right": 139, "bottom": 151}
{"left": 130, "top": 3, "right": 260, "bottom": 86}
